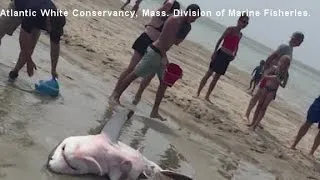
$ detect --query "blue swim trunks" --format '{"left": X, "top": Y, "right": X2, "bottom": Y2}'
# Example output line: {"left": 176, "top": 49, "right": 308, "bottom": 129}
{"left": 307, "top": 96, "right": 320, "bottom": 128}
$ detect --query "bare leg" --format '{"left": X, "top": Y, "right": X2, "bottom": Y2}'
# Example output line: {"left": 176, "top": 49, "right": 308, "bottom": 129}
{"left": 110, "top": 51, "right": 142, "bottom": 98}
{"left": 150, "top": 81, "right": 168, "bottom": 121}
{"left": 251, "top": 92, "right": 274, "bottom": 131}
{"left": 309, "top": 130, "right": 320, "bottom": 156}
{"left": 132, "top": 73, "right": 155, "bottom": 105}
{"left": 290, "top": 122, "right": 312, "bottom": 150}
{"left": 110, "top": 72, "right": 139, "bottom": 105}
{"left": 11, "top": 29, "right": 40, "bottom": 74}
{"left": 248, "top": 90, "right": 266, "bottom": 127}
{"left": 250, "top": 81, "right": 257, "bottom": 94}
{"left": 245, "top": 88, "right": 262, "bottom": 120}
{"left": 248, "top": 79, "right": 254, "bottom": 90}
{"left": 196, "top": 69, "right": 213, "bottom": 97}
{"left": 120, "top": 0, "right": 131, "bottom": 10}
{"left": 205, "top": 73, "right": 221, "bottom": 103}
{"left": 131, "top": 0, "right": 142, "bottom": 15}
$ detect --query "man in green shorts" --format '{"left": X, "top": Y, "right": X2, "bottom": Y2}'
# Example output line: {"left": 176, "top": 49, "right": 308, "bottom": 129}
{"left": 110, "top": 4, "right": 201, "bottom": 121}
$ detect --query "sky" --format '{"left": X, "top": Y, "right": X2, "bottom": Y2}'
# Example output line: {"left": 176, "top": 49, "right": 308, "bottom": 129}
{"left": 180, "top": 0, "right": 320, "bottom": 70}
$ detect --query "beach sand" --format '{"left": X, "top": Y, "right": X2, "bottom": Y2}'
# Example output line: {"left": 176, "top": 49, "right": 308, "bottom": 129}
{"left": 1, "top": 0, "right": 320, "bottom": 179}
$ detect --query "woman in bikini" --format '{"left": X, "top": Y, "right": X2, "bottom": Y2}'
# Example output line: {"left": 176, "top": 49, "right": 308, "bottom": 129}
{"left": 196, "top": 13, "right": 249, "bottom": 103}
{"left": 110, "top": 0, "right": 180, "bottom": 104}
{"left": 248, "top": 55, "right": 290, "bottom": 131}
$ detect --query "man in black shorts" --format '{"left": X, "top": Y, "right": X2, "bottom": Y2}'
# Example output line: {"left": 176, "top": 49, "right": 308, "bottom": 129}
{"left": 8, "top": 0, "right": 66, "bottom": 80}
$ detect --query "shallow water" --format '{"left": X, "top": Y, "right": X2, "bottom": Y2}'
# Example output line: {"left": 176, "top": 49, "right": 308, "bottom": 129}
{"left": 0, "top": 26, "right": 280, "bottom": 180}
{"left": 232, "top": 161, "right": 276, "bottom": 180}
{"left": 0, "top": 32, "right": 195, "bottom": 180}
{"left": 119, "top": 115, "right": 195, "bottom": 178}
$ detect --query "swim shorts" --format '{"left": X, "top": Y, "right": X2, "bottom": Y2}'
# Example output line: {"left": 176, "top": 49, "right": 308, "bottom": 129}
{"left": 0, "top": 1, "right": 21, "bottom": 41}
{"left": 134, "top": 44, "right": 164, "bottom": 80}
{"left": 209, "top": 49, "right": 233, "bottom": 75}
{"left": 254, "top": 73, "right": 262, "bottom": 83}
{"left": 307, "top": 96, "right": 320, "bottom": 128}
{"left": 132, "top": 32, "right": 154, "bottom": 56}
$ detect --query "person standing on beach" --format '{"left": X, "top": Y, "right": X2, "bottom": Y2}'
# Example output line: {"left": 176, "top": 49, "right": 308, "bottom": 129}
{"left": 244, "top": 32, "right": 304, "bottom": 121}
{"left": 0, "top": 0, "right": 55, "bottom": 46}
{"left": 290, "top": 96, "right": 320, "bottom": 157}
{"left": 121, "top": 0, "right": 142, "bottom": 14}
{"left": 111, "top": 0, "right": 180, "bottom": 102}
{"left": 109, "top": 4, "right": 201, "bottom": 120}
{"left": 247, "top": 60, "right": 265, "bottom": 94}
{"left": 196, "top": 14, "right": 249, "bottom": 103}
{"left": 131, "top": 0, "right": 142, "bottom": 16}
{"left": 111, "top": 1, "right": 191, "bottom": 121}
{"left": 6, "top": 0, "right": 66, "bottom": 80}
{"left": 248, "top": 55, "right": 290, "bottom": 131}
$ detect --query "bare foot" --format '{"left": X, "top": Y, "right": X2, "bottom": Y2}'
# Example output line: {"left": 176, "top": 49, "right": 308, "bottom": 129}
{"left": 150, "top": 112, "right": 167, "bottom": 121}
{"left": 245, "top": 113, "right": 250, "bottom": 121}
{"left": 108, "top": 95, "right": 123, "bottom": 107}
{"left": 205, "top": 97, "right": 213, "bottom": 104}
{"left": 243, "top": 114, "right": 250, "bottom": 123}
{"left": 290, "top": 146, "right": 297, "bottom": 150}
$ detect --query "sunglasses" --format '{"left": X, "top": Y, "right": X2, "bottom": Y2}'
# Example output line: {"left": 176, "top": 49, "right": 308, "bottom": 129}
{"left": 241, "top": 19, "right": 249, "bottom": 24}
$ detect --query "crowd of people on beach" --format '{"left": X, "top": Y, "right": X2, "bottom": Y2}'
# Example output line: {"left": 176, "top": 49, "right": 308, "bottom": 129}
{"left": 0, "top": 0, "right": 319, "bottom": 167}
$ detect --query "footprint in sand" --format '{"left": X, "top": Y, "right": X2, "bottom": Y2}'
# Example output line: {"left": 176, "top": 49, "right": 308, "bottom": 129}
{"left": 217, "top": 156, "right": 239, "bottom": 179}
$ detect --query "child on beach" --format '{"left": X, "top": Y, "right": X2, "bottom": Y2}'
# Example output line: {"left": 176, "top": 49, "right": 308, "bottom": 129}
{"left": 247, "top": 60, "right": 265, "bottom": 94}
{"left": 196, "top": 13, "right": 249, "bottom": 103}
{"left": 290, "top": 96, "right": 320, "bottom": 157}
{"left": 131, "top": 0, "right": 142, "bottom": 16}
{"left": 248, "top": 55, "right": 290, "bottom": 131}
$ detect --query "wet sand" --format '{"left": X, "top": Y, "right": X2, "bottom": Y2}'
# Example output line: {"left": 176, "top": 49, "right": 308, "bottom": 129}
{"left": 1, "top": 0, "right": 320, "bottom": 179}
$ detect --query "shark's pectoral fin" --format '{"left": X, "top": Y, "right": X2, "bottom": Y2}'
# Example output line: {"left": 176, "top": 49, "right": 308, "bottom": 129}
{"left": 81, "top": 156, "right": 103, "bottom": 176}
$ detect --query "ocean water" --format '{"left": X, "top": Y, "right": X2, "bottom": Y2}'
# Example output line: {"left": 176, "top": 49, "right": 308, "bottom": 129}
{"left": 126, "top": 0, "right": 320, "bottom": 115}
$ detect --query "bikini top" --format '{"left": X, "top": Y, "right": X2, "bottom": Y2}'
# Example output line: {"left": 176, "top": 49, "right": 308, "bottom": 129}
{"left": 269, "top": 66, "right": 286, "bottom": 81}
{"left": 221, "top": 34, "right": 241, "bottom": 53}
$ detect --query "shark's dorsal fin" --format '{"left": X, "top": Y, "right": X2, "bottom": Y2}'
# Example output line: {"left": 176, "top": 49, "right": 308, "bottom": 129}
{"left": 101, "top": 106, "right": 131, "bottom": 142}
